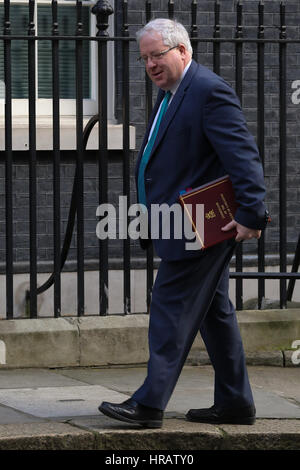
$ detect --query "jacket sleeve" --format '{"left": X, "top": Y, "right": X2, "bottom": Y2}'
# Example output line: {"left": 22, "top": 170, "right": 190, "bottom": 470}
{"left": 203, "top": 80, "right": 268, "bottom": 230}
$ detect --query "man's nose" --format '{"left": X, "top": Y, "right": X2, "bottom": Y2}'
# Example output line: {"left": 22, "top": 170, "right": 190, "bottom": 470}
{"left": 146, "top": 57, "right": 157, "bottom": 68}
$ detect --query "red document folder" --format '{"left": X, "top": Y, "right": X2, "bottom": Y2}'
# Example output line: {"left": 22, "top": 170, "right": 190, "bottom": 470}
{"left": 179, "top": 175, "right": 238, "bottom": 249}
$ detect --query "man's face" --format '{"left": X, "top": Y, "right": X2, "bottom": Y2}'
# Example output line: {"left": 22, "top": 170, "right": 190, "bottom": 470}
{"left": 139, "top": 32, "right": 189, "bottom": 91}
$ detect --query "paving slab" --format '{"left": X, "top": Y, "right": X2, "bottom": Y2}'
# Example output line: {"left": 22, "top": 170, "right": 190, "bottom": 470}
{"left": 0, "top": 368, "right": 88, "bottom": 389}
{"left": 251, "top": 389, "right": 300, "bottom": 418}
{"left": 0, "top": 385, "right": 128, "bottom": 419}
{"left": 248, "top": 366, "right": 300, "bottom": 403}
{"left": 0, "top": 404, "right": 45, "bottom": 425}
{"left": 55, "top": 366, "right": 150, "bottom": 393}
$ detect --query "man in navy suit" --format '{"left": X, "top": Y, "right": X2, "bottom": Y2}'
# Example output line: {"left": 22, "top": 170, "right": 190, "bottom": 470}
{"left": 99, "top": 18, "right": 269, "bottom": 428}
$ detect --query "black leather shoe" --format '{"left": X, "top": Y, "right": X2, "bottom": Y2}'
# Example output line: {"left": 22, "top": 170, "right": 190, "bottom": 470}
{"left": 186, "top": 404, "right": 256, "bottom": 425}
{"left": 98, "top": 398, "right": 163, "bottom": 428}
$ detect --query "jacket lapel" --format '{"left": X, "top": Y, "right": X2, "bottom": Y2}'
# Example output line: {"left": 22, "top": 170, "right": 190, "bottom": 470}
{"left": 148, "top": 60, "right": 198, "bottom": 160}
{"left": 135, "top": 60, "right": 198, "bottom": 180}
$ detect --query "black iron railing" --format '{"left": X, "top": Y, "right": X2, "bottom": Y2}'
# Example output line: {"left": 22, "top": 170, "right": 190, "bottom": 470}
{"left": 0, "top": 0, "right": 299, "bottom": 318}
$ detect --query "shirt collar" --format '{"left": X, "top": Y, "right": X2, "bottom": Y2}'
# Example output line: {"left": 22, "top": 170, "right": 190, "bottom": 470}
{"left": 169, "top": 60, "right": 192, "bottom": 96}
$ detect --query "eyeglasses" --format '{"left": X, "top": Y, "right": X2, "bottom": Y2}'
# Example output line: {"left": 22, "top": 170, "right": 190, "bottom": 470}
{"left": 138, "top": 45, "right": 178, "bottom": 65}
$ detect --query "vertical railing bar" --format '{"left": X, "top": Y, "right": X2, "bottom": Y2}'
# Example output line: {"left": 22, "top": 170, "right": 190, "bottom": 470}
{"left": 28, "top": 0, "right": 37, "bottom": 318}
{"left": 145, "top": 0, "right": 153, "bottom": 312}
{"left": 75, "top": 0, "right": 85, "bottom": 316}
{"left": 4, "top": 0, "right": 13, "bottom": 318}
{"left": 52, "top": 0, "right": 61, "bottom": 317}
{"left": 235, "top": 0, "right": 243, "bottom": 310}
{"left": 213, "top": 0, "right": 220, "bottom": 74}
{"left": 122, "top": 0, "right": 131, "bottom": 315}
{"left": 191, "top": 0, "right": 198, "bottom": 61}
{"left": 235, "top": 1, "right": 243, "bottom": 100}
{"left": 98, "top": 24, "right": 109, "bottom": 317}
{"left": 168, "top": 0, "right": 174, "bottom": 19}
{"left": 145, "top": 0, "right": 152, "bottom": 24}
{"left": 279, "top": 1, "right": 287, "bottom": 308}
{"left": 287, "top": 234, "right": 300, "bottom": 301}
{"left": 92, "top": 1, "right": 113, "bottom": 315}
{"left": 145, "top": 0, "right": 152, "bottom": 124}
{"left": 257, "top": 0, "right": 265, "bottom": 309}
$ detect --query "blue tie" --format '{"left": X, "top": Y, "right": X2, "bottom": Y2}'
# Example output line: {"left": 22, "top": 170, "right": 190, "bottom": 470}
{"left": 138, "top": 91, "right": 171, "bottom": 207}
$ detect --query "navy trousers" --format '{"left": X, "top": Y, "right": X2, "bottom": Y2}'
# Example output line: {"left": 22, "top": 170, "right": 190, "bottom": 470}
{"left": 132, "top": 240, "right": 254, "bottom": 411}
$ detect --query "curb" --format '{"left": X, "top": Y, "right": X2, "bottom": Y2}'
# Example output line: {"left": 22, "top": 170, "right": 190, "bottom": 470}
{"left": 93, "top": 418, "right": 300, "bottom": 451}
{"left": 0, "top": 418, "right": 299, "bottom": 450}
{"left": 0, "top": 422, "right": 96, "bottom": 450}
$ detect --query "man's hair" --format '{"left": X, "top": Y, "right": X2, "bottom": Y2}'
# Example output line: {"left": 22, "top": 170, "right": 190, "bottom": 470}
{"left": 136, "top": 18, "right": 193, "bottom": 56}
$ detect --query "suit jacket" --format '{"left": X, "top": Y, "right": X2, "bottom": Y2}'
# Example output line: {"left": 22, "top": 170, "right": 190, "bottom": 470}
{"left": 135, "top": 59, "right": 267, "bottom": 261}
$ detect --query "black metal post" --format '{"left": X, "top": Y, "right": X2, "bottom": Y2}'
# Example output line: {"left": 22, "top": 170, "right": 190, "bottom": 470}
{"left": 92, "top": 0, "right": 114, "bottom": 315}
{"left": 52, "top": 0, "right": 61, "bottom": 317}
{"left": 122, "top": 0, "right": 131, "bottom": 314}
{"left": 4, "top": 0, "right": 13, "bottom": 318}
{"left": 257, "top": 0, "right": 265, "bottom": 309}
{"left": 191, "top": 0, "right": 198, "bottom": 61}
{"left": 168, "top": 1, "right": 174, "bottom": 19}
{"left": 213, "top": 0, "right": 220, "bottom": 74}
{"left": 28, "top": 0, "right": 37, "bottom": 318}
{"left": 145, "top": 0, "right": 153, "bottom": 124}
{"left": 76, "top": 0, "right": 85, "bottom": 316}
{"left": 279, "top": 1, "right": 287, "bottom": 308}
{"left": 235, "top": 1, "right": 244, "bottom": 310}
{"left": 287, "top": 234, "right": 300, "bottom": 301}
{"left": 145, "top": 0, "right": 154, "bottom": 312}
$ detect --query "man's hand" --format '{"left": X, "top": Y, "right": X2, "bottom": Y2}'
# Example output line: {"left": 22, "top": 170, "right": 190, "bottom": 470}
{"left": 221, "top": 220, "right": 261, "bottom": 242}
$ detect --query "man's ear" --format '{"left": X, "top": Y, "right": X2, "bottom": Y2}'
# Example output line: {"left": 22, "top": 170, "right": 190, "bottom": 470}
{"left": 178, "top": 44, "right": 187, "bottom": 55}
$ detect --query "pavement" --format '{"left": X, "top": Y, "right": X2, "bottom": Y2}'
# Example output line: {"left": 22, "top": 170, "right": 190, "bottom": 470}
{"left": 0, "top": 364, "right": 299, "bottom": 452}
